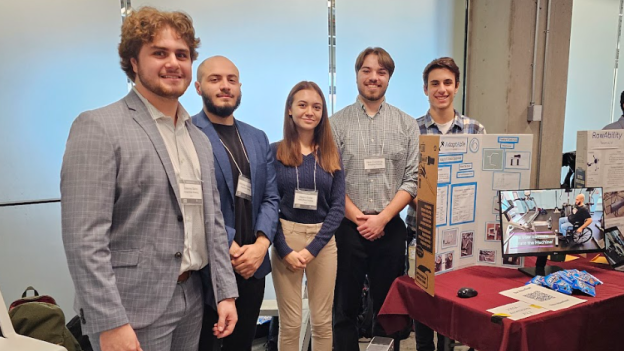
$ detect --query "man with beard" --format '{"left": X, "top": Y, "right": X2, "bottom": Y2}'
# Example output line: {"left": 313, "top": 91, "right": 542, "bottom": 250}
{"left": 558, "top": 193, "right": 592, "bottom": 236}
{"left": 192, "top": 56, "right": 280, "bottom": 351}
{"left": 61, "top": 8, "right": 237, "bottom": 351}
{"left": 330, "top": 47, "right": 419, "bottom": 351}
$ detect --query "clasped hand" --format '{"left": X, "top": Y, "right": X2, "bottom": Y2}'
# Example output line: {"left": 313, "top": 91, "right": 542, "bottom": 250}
{"left": 230, "top": 241, "right": 267, "bottom": 279}
{"left": 283, "top": 249, "right": 314, "bottom": 271}
{"left": 356, "top": 214, "right": 388, "bottom": 241}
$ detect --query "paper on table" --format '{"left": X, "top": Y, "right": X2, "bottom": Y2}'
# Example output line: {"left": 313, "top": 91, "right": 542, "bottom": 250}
{"left": 487, "top": 301, "right": 549, "bottom": 321}
{"left": 499, "top": 284, "right": 586, "bottom": 311}
{"left": 590, "top": 254, "right": 609, "bottom": 265}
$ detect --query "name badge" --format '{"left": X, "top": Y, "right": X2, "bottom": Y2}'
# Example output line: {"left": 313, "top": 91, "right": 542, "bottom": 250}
{"left": 293, "top": 189, "right": 318, "bottom": 210}
{"left": 179, "top": 179, "right": 202, "bottom": 205}
{"left": 236, "top": 175, "right": 252, "bottom": 200}
{"left": 364, "top": 157, "right": 386, "bottom": 173}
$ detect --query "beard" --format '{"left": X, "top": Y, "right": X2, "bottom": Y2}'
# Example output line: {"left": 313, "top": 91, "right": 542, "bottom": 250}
{"left": 202, "top": 93, "right": 242, "bottom": 117}
{"left": 136, "top": 69, "right": 188, "bottom": 100}
{"left": 357, "top": 83, "right": 387, "bottom": 102}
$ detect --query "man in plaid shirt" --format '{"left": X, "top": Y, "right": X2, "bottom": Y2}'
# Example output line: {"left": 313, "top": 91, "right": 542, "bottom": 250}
{"left": 406, "top": 57, "right": 485, "bottom": 351}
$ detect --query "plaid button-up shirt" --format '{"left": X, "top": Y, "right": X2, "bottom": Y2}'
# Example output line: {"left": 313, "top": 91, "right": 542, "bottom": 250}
{"left": 330, "top": 98, "right": 419, "bottom": 213}
{"left": 406, "top": 110, "right": 486, "bottom": 230}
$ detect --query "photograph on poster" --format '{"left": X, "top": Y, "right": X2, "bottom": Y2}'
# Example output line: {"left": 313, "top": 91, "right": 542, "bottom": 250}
{"left": 479, "top": 249, "right": 497, "bottom": 263}
{"left": 604, "top": 227, "right": 624, "bottom": 266}
{"left": 441, "top": 228, "right": 458, "bottom": 249}
{"left": 435, "top": 251, "right": 454, "bottom": 273}
{"left": 485, "top": 222, "right": 501, "bottom": 241}
{"left": 461, "top": 231, "right": 474, "bottom": 258}
{"left": 502, "top": 256, "right": 522, "bottom": 267}
{"left": 604, "top": 191, "right": 624, "bottom": 219}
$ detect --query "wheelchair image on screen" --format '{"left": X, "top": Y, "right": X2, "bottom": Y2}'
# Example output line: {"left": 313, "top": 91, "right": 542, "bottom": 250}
{"left": 560, "top": 220, "right": 593, "bottom": 245}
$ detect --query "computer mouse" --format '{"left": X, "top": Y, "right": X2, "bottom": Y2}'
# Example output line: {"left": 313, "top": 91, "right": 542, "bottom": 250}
{"left": 457, "top": 287, "right": 478, "bottom": 298}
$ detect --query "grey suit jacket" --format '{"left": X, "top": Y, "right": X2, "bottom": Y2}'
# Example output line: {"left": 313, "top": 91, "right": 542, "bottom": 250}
{"left": 61, "top": 91, "right": 237, "bottom": 335}
{"left": 603, "top": 116, "right": 624, "bottom": 130}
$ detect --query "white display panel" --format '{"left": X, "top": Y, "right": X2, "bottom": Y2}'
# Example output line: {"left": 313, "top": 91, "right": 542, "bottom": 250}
{"left": 0, "top": 0, "right": 126, "bottom": 203}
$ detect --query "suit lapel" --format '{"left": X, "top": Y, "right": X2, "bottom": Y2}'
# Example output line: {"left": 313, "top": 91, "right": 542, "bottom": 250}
{"left": 124, "top": 91, "right": 181, "bottom": 205}
{"left": 236, "top": 121, "right": 258, "bottom": 199}
{"left": 187, "top": 122, "right": 215, "bottom": 205}
{"left": 194, "top": 111, "right": 235, "bottom": 202}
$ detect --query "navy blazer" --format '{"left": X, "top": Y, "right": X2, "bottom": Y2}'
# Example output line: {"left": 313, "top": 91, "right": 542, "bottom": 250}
{"left": 192, "top": 110, "right": 280, "bottom": 281}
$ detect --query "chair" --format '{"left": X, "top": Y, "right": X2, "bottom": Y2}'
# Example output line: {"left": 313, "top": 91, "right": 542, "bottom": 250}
{"left": 0, "top": 286, "right": 67, "bottom": 351}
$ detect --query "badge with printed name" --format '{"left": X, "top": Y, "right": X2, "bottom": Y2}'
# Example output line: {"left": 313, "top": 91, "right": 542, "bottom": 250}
{"left": 236, "top": 175, "right": 252, "bottom": 200}
{"left": 364, "top": 157, "right": 386, "bottom": 173}
{"left": 179, "top": 179, "right": 203, "bottom": 205}
{"left": 293, "top": 189, "right": 318, "bottom": 210}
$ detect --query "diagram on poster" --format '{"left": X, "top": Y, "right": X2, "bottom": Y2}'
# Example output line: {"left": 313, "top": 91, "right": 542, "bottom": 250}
{"left": 483, "top": 149, "right": 504, "bottom": 171}
{"left": 492, "top": 172, "right": 521, "bottom": 191}
{"left": 504, "top": 151, "right": 530, "bottom": 169}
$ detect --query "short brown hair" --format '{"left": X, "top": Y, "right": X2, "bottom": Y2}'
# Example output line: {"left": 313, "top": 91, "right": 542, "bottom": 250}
{"left": 423, "top": 57, "right": 460, "bottom": 87}
{"left": 118, "top": 7, "right": 200, "bottom": 81}
{"left": 276, "top": 81, "right": 341, "bottom": 174}
{"left": 355, "top": 47, "right": 395, "bottom": 78}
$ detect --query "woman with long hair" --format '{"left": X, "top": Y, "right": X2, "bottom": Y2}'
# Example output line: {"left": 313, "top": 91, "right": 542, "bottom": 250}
{"left": 271, "top": 81, "right": 345, "bottom": 351}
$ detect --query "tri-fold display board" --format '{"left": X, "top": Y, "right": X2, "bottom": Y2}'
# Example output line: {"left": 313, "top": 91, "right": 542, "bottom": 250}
{"left": 414, "top": 134, "right": 533, "bottom": 296}
{"left": 576, "top": 130, "right": 624, "bottom": 269}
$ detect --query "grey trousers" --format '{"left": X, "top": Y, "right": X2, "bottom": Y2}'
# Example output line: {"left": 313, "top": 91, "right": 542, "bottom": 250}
{"left": 89, "top": 273, "right": 204, "bottom": 351}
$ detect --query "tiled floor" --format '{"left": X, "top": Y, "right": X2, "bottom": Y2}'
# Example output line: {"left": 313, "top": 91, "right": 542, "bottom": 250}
{"left": 252, "top": 333, "right": 474, "bottom": 351}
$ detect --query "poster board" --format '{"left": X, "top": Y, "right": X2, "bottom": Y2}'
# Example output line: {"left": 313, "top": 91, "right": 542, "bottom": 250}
{"left": 576, "top": 130, "right": 624, "bottom": 250}
{"left": 415, "top": 134, "right": 533, "bottom": 296}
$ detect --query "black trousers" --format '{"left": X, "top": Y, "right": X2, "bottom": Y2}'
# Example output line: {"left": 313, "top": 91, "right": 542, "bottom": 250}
{"left": 333, "top": 216, "right": 406, "bottom": 351}
{"left": 198, "top": 274, "right": 265, "bottom": 351}
{"left": 415, "top": 321, "right": 446, "bottom": 351}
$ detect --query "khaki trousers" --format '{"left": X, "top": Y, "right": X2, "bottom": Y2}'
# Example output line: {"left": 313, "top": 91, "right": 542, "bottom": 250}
{"left": 271, "top": 219, "right": 337, "bottom": 351}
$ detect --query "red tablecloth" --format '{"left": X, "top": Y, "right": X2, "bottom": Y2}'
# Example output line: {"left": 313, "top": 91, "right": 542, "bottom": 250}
{"left": 378, "top": 257, "right": 624, "bottom": 351}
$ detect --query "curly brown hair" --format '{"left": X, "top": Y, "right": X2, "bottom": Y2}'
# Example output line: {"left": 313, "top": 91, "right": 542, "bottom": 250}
{"left": 118, "top": 6, "right": 200, "bottom": 81}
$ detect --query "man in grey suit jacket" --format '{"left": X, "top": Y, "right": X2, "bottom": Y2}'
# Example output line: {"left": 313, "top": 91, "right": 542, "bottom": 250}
{"left": 192, "top": 56, "right": 280, "bottom": 351}
{"left": 603, "top": 90, "right": 624, "bottom": 130}
{"left": 61, "top": 8, "right": 237, "bottom": 351}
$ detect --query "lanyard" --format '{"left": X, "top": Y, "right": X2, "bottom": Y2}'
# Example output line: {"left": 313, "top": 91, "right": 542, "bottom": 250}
{"left": 219, "top": 126, "right": 250, "bottom": 176}
{"left": 295, "top": 157, "right": 317, "bottom": 191}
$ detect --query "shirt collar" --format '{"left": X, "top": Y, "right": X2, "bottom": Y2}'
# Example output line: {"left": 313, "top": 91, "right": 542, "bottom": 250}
{"left": 133, "top": 87, "right": 190, "bottom": 124}
{"left": 424, "top": 110, "right": 463, "bottom": 132}
{"left": 355, "top": 96, "right": 386, "bottom": 116}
